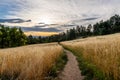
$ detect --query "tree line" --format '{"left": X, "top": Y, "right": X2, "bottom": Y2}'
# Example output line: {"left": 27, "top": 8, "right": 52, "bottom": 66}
{"left": 27, "top": 14, "right": 120, "bottom": 44}
{"left": 0, "top": 14, "right": 120, "bottom": 48}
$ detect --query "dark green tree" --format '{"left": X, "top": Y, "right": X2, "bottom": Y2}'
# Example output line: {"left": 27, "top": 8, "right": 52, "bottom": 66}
{"left": 0, "top": 25, "right": 27, "bottom": 48}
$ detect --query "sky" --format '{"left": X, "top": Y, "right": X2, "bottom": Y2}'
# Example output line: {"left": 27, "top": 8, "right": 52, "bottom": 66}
{"left": 0, "top": 0, "right": 120, "bottom": 36}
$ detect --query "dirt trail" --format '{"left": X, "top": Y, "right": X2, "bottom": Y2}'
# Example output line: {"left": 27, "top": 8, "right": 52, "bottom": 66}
{"left": 58, "top": 49, "right": 84, "bottom": 80}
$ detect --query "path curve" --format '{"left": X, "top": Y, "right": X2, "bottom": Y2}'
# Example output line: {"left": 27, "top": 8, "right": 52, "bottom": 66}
{"left": 58, "top": 49, "right": 84, "bottom": 80}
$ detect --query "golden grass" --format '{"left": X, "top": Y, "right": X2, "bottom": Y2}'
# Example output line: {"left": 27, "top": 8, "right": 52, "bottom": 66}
{"left": 0, "top": 43, "right": 63, "bottom": 80}
{"left": 62, "top": 33, "right": 120, "bottom": 80}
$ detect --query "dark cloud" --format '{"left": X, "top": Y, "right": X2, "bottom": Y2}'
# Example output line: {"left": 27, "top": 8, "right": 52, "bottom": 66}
{"left": 0, "top": 19, "right": 31, "bottom": 23}
{"left": 21, "top": 27, "right": 61, "bottom": 32}
{"left": 58, "top": 24, "right": 76, "bottom": 28}
{"left": 81, "top": 17, "right": 99, "bottom": 21}
{"left": 68, "top": 17, "right": 100, "bottom": 25}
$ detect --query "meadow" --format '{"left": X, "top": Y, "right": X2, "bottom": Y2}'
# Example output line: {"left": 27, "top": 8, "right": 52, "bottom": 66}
{"left": 61, "top": 33, "right": 120, "bottom": 80}
{"left": 0, "top": 43, "right": 63, "bottom": 80}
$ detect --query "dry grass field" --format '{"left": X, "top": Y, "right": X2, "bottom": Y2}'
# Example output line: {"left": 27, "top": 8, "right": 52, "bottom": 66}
{"left": 61, "top": 33, "right": 120, "bottom": 80}
{"left": 0, "top": 43, "right": 63, "bottom": 80}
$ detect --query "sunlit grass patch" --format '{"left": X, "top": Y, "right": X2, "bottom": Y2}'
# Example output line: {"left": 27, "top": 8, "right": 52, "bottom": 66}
{"left": 61, "top": 33, "right": 120, "bottom": 80}
{"left": 0, "top": 43, "right": 63, "bottom": 80}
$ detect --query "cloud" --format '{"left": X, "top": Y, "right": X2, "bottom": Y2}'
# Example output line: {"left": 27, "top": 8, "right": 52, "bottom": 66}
{"left": 0, "top": 19, "right": 31, "bottom": 23}
{"left": 21, "top": 26, "right": 61, "bottom": 32}
{"left": 1, "top": 0, "right": 120, "bottom": 22}
{"left": 0, "top": 0, "right": 120, "bottom": 32}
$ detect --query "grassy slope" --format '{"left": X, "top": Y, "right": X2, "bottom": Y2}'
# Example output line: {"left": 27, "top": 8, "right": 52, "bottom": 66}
{"left": 61, "top": 45, "right": 105, "bottom": 80}
{"left": 61, "top": 33, "right": 120, "bottom": 80}
{"left": 0, "top": 43, "right": 67, "bottom": 80}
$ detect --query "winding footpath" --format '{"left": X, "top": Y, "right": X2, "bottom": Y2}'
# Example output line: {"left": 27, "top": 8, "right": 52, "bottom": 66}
{"left": 58, "top": 49, "right": 84, "bottom": 80}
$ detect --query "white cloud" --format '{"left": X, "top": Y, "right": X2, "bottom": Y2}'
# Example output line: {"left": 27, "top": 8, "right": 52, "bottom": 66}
{"left": 0, "top": 0, "right": 120, "bottom": 31}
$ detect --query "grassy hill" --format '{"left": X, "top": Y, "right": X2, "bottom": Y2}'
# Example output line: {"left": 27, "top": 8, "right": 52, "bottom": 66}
{"left": 0, "top": 43, "right": 63, "bottom": 80}
{"left": 61, "top": 33, "right": 120, "bottom": 80}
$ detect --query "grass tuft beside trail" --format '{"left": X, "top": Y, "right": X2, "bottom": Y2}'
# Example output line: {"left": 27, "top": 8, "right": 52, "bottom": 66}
{"left": 47, "top": 51, "right": 68, "bottom": 80}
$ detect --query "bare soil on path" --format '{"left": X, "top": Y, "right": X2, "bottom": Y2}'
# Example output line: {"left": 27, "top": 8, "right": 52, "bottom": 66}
{"left": 58, "top": 49, "right": 84, "bottom": 80}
